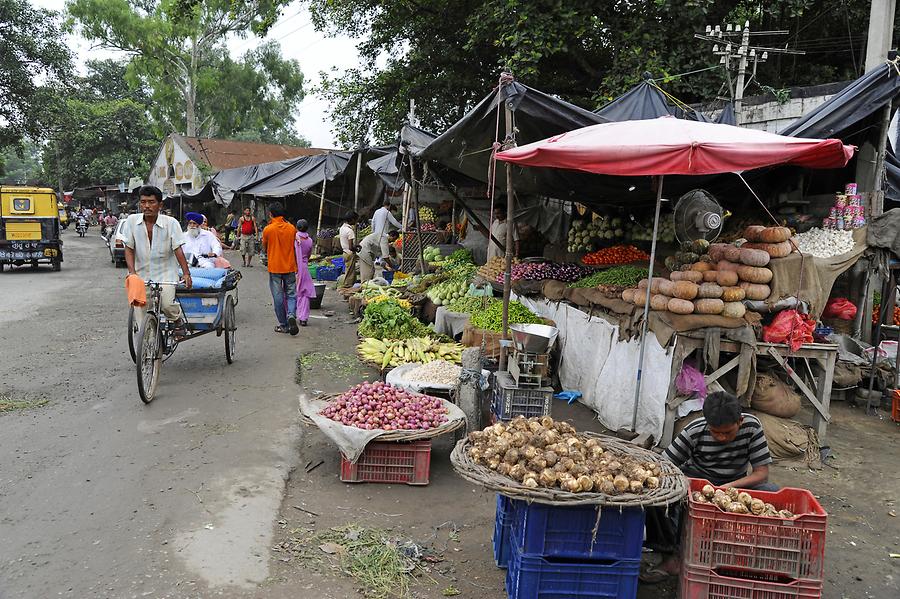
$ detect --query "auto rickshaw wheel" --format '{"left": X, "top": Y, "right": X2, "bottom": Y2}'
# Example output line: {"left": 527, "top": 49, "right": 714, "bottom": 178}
{"left": 52, "top": 260, "right": 61, "bottom": 272}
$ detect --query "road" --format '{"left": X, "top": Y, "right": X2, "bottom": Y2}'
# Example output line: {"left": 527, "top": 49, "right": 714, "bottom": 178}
{"left": 0, "top": 228, "right": 304, "bottom": 598}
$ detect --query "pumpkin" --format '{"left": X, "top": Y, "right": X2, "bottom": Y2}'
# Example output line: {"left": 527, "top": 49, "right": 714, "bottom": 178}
{"left": 650, "top": 277, "right": 668, "bottom": 294}
{"left": 694, "top": 298, "right": 725, "bottom": 315}
{"left": 737, "top": 265, "right": 773, "bottom": 284}
{"left": 670, "top": 271, "right": 684, "bottom": 281}
{"left": 650, "top": 294, "right": 671, "bottom": 311}
{"left": 691, "top": 261, "right": 713, "bottom": 272}
{"left": 717, "top": 260, "right": 742, "bottom": 273}
{"left": 708, "top": 243, "right": 730, "bottom": 262}
{"left": 697, "top": 282, "right": 723, "bottom": 299}
{"left": 721, "top": 286, "right": 746, "bottom": 302}
{"left": 715, "top": 270, "right": 739, "bottom": 286}
{"left": 758, "top": 226, "right": 791, "bottom": 243}
{"left": 702, "top": 270, "right": 719, "bottom": 282}
{"left": 722, "top": 301, "right": 747, "bottom": 318}
{"left": 739, "top": 282, "right": 771, "bottom": 300}
{"left": 673, "top": 281, "right": 699, "bottom": 300}
{"left": 658, "top": 279, "right": 676, "bottom": 296}
{"left": 724, "top": 246, "right": 742, "bottom": 262}
{"left": 743, "top": 225, "right": 766, "bottom": 241}
{"left": 632, "top": 289, "right": 648, "bottom": 306}
{"left": 621, "top": 288, "right": 636, "bottom": 303}
{"left": 678, "top": 270, "right": 703, "bottom": 283}
{"left": 738, "top": 247, "right": 770, "bottom": 267}
{"left": 638, "top": 278, "right": 650, "bottom": 289}
{"left": 744, "top": 241, "right": 792, "bottom": 258}
{"left": 667, "top": 298, "right": 694, "bottom": 315}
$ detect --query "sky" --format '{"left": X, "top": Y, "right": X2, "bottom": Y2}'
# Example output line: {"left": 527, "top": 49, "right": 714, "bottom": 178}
{"left": 32, "top": 0, "right": 360, "bottom": 148}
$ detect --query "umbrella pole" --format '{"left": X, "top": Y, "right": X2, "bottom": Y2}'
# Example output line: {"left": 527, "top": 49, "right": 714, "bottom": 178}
{"left": 632, "top": 175, "right": 665, "bottom": 432}
{"left": 500, "top": 103, "right": 515, "bottom": 371}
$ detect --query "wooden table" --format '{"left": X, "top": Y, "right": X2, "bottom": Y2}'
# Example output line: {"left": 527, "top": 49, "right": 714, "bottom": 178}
{"left": 663, "top": 334, "right": 837, "bottom": 445}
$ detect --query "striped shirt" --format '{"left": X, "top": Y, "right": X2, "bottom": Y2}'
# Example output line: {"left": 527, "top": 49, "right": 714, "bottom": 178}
{"left": 118, "top": 213, "right": 186, "bottom": 283}
{"left": 663, "top": 414, "right": 772, "bottom": 486}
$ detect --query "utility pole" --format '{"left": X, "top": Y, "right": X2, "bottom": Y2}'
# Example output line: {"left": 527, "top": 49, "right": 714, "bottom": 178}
{"left": 865, "top": 0, "right": 897, "bottom": 72}
{"left": 696, "top": 22, "right": 804, "bottom": 125}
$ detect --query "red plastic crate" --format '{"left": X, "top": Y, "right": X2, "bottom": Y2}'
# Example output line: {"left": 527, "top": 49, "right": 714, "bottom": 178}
{"left": 680, "top": 564, "right": 823, "bottom": 599}
{"left": 339, "top": 440, "right": 431, "bottom": 485}
{"left": 684, "top": 479, "right": 827, "bottom": 582}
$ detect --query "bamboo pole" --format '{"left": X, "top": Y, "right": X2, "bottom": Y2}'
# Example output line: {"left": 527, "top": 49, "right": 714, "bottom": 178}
{"left": 500, "top": 93, "right": 516, "bottom": 371}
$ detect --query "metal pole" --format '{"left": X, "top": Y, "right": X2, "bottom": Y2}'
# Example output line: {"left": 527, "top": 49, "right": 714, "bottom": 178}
{"left": 411, "top": 162, "right": 427, "bottom": 274}
{"left": 734, "top": 23, "right": 750, "bottom": 125}
{"left": 632, "top": 175, "right": 665, "bottom": 431}
{"left": 316, "top": 177, "right": 328, "bottom": 234}
{"left": 500, "top": 96, "right": 516, "bottom": 371}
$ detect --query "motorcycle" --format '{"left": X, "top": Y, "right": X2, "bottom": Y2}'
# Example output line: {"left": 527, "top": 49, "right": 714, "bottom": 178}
{"left": 75, "top": 218, "right": 88, "bottom": 237}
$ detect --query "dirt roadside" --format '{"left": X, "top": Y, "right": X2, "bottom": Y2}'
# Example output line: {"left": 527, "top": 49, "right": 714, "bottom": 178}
{"left": 258, "top": 296, "right": 900, "bottom": 599}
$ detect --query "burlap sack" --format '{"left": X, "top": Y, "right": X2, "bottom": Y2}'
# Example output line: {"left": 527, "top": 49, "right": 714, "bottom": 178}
{"left": 751, "top": 410, "right": 821, "bottom": 468}
{"left": 542, "top": 280, "right": 568, "bottom": 301}
{"left": 564, "top": 287, "right": 593, "bottom": 307}
{"left": 832, "top": 361, "right": 863, "bottom": 387}
{"left": 461, "top": 323, "right": 504, "bottom": 358}
{"left": 750, "top": 373, "right": 801, "bottom": 418}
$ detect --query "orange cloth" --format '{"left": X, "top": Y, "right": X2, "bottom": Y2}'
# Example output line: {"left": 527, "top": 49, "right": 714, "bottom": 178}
{"left": 126, "top": 274, "right": 147, "bottom": 307}
{"left": 261, "top": 216, "right": 297, "bottom": 274}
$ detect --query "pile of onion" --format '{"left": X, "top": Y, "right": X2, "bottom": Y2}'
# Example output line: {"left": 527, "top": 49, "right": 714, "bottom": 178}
{"left": 320, "top": 381, "right": 449, "bottom": 431}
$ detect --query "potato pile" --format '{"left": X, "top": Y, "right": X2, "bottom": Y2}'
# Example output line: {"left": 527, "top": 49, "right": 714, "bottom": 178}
{"left": 467, "top": 416, "right": 661, "bottom": 494}
{"left": 477, "top": 256, "right": 520, "bottom": 282}
{"left": 692, "top": 483, "right": 795, "bottom": 518}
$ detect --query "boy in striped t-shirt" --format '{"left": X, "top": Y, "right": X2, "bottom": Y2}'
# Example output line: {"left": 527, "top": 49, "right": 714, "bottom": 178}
{"left": 642, "top": 391, "right": 776, "bottom": 583}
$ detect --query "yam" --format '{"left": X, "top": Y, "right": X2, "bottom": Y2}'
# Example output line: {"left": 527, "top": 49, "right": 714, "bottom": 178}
{"left": 702, "top": 270, "right": 719, "bottom": 282}
{"left": 737, "top": 265, "right": 773, "bottom": 284}
{"left": 650, "top": 294, "right": 670, "bottom": 311}
{"left": 739, "top": 282, "right": 771, "bottom": 300}
{"left": 691, "top": 261, "right": 713, "bottom": 272}
{"left": 669, "top": 271, "right": 685, "bottom": 281}
{"left": 658, "top": 279, "right": 676, "bottom": 296}
{"left": 744, "top": 240, "right": 792, "bottom": 258}
{"left": 721, "top": 286, "right": 746, "bottom": 302}
{"left": 724, "top": 245, "right": 742, "bottom": 262}
{"left": 708, "top": 243, "right": 730, "bottom": 262}
{"left": 743, "top": 225, "right": 766, "bottom": 241}
{"left": 758, "top": 226, "right": 791, "bottom": 243}
{"left": 697, "top": 282, "right": 723, "bottom": 298}
{"left": 738, "top": 247, "right": 770, "bottom": 267}
{"left": 667, "top": 298, "right": 694, "bottom": 315}
{"left": 715, "top": 270, "right": 739, "bottom": 286}
{"left": 673, "top": 281, "right": 699, "bottom": 300}
{"left": 649, "top": 277, "right": 667, "bottom": 294}
{"left": 722, "top": 301, "right": 746, "bottom": 319}
{"left": 632, "top": 290, "right": 648, "bottom": 306}
{"left": 637, "top": 278, "right": 650, "bottom": 289}
{"left": 679, "top": 270, "right": 703, "bottom": 283}
{"left": 621, "top": 288, "right": 636, "bottom": 303}
{"left": 716, "top": 260, "right": 742, "bottom": 273}
{"left": 694, "top": 298, "right": 725, "bottom": 315}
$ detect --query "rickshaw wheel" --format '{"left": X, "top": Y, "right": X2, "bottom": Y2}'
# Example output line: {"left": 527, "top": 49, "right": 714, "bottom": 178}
{"left": 127, "top": 307, "right": 138, "bottom": 364}
{"left": 136, "top": 313, "right": 162, "bottom": 403}
{"left": 224, "top": 296, "right": 236, "bottom": 364}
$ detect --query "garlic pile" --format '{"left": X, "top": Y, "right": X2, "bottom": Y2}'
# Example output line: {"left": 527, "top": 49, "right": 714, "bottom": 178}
{"left": 793, "top": 227, "right": 854, "bottom": 258}
{"left": 404, "top": 360, "right": 462, "bottom": 385}
{"left": 692, "top": 484, "right": 794, "bottom": 518}
{"left": 467, "top": 416, "right": 661, "bottom": 494}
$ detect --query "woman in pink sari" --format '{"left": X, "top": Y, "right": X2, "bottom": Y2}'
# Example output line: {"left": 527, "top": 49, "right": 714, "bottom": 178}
{"left": 294, "top": 219, "right": 317, "bottom": 325}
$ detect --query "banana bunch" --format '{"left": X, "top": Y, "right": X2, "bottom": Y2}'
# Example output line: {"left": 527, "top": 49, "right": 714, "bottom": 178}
{"left": 357, "top": 337, "right": 465, "bottom": 369}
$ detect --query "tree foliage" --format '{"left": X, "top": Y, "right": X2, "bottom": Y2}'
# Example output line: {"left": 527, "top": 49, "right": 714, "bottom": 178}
{"left": 0, "top": 0, "right": 71, "bottom": 148}
{"left": 68, "top": 0, "right": 305, "bottom": 140}
{"left": 308, "top": 0, "right": 899, "bottom": 145}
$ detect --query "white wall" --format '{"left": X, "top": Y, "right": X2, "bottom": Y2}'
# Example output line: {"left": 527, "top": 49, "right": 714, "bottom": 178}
{"left": 146, "top": 136, "right": 205, "bottom": 195}
{"left": 740, "top": 94, "right": 837, "bottom": 133}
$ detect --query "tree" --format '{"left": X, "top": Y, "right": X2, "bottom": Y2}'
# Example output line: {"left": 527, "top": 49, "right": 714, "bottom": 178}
{"left": 68, "top": 0, "right": 304, "bottom": 138}
{"left": 0, "top": 0, "right": 71, "bottom": 148}
{"left": 41, "top": 60, "right": 158, "bottom": 188}
{"left": 0, "top": 141, "right": 44, "bottom": 185}
{"left": 308, "top": 0, "right": 900, "bottom": 145}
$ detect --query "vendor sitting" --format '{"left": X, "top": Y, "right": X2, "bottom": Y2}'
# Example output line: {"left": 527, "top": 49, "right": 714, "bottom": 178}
{"left": 183, "top": 212, "right": 223, "bottom": 269}
{"left": 642, "top": 391, "right": 775, "bottom": 584}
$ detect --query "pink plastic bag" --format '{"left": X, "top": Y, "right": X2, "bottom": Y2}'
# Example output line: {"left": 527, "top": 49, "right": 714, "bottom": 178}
{"left": 675, "top": 361, "right": 707, "bottom": 399}
{"left": 762, "top": 309, "right": 815, "bottom": 351}
{"left": 822, "top": 297, "right": 857, "bottom": 320}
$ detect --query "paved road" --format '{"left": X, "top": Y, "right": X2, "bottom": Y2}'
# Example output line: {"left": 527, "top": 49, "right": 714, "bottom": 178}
{"left": 0, "top": 228, "right": 304, "bottom": 597}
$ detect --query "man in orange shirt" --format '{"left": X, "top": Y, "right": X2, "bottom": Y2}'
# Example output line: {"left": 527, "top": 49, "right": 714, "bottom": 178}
{"left": 261, "top": 202, "right": 299, "bottom": 335}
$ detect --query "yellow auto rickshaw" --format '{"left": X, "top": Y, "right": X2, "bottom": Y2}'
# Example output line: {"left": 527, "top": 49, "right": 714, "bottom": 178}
{"left": 58, "top": 201, "right": 69, "bottom": 229}
{"left": 0, "top": 186, "right": 63, "bottom": 271}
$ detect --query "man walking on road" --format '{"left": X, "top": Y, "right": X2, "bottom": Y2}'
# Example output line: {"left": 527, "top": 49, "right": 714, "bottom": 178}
{"left": 238, "top": 207, "right": 258, "bottom": 267}
{"left": 120, "top": 185, "right": 192, "bottom": 336}
{"left": 261, "top": 202, "right": 299, "bottom": 335}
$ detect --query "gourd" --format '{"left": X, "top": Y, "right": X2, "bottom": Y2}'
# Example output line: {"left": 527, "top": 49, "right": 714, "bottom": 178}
{"left": 743, "top": 241, "right": 792, "bottom": 258}
{"left": 691, "top": 261, "right": 713, "bottom": 272}
{"left": 697, "top": 282, "right": 724, "bottom": 298}
{"left": 632, "top": 290, "right": 648, "bottom": 306}
{"left": 621, "top": 288, "right": 636, "bottom": 303}
{"left": 670, "top": 270, "right": 703, "bottom": 283}
{"left": 743, "top": 225, "right": 766, "bottom": 241}
{"left": 758, "top": 226, "right": 791, "bottom": 243}
{"left": 667, "top": 298, "right": 694, "bottom": 314}
{"left": 739, "top": 282, "right": 771, "bottom": 300}
{"left": 650, "top": 277, "right": 667, "bottom": 293}
{"left": 650, "top": 294, "right": 671, "bottom": 311}
{"left": 738, "top": 247, "right": 770, "bottom": 267}
{"left": 721, "top": 286, "right": 746, "bottom": 302}
{"left": 673, "top": 281, "right": 699, "bottom": 300}
{"left": 724, "top": 246, "right": 742, "bottom": 262}
{"left": 694, "top": 298, "right": 725, "bottom": 315}
{"left": 658, "top": 279, "right": 676, "bottom": 296}
{"left": 702, "top": 270, "right": 719, "bottom": 282}
{"left": 737, "top": 265, "right": 773, "bottom": 284}
{"left": 715, "top": 270, "right": 739, "bottom": 286}
{"left": 708, "top": 243, "right": 730, "bottom": 262}
{"left": 716, "top": 260, "right": 742, "bottom": 273}
{"left": 722, "top": 301, "right": 746, "bottom": 318}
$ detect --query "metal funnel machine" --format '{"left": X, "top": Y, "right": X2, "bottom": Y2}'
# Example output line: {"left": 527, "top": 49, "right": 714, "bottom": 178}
{"left": 509, "top": 324, "right": 559, "bottom": 354}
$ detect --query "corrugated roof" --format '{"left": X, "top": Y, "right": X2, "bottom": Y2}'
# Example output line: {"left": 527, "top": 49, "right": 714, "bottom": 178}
{"left": 176, "top": 134, "right": 330, "bottom": 170}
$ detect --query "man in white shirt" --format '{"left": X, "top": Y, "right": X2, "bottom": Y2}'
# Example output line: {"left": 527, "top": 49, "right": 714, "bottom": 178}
{"left": 119, "top": 186, "right": 192, "bottom": 332}
{"left": 182, "top": 212, "right": 223, "bottom": 269}
{"left": 338, "top": 211, "right": 358, "bottom": 288}
{"left": 371, "top": 200, "right": 402, "bottom": 258}
{"left": 359, "top": 230, "right": 398, "bottom": 282}
{"left": 485, "top": 203, "right": 519, "bottom": 263}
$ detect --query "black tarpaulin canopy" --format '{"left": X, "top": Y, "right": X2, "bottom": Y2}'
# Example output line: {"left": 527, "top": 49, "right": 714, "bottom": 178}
{"left": 367, "top": 124, "right": 437, "bottom": 190}
{"left": 594, "top": 79, "right": 711, "bottom": 123}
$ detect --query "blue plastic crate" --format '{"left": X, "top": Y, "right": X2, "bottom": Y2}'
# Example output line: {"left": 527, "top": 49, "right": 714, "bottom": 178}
{"left": 493, "top": 495, "right": 518, "bottom": 568}
{"left": 316, "top": 265, "right": 341, "bottom": 281}
{"left": 330, "top": 256, "right": 345, "bottom": 270}
{"left": 511, "top": 502, "right": 645, "bottom": 560}
{"left": 506, "top": 544, "right": 640, "bottom": 599}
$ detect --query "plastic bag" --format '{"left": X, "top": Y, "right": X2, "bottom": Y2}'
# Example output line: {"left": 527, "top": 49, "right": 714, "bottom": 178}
{"left": 762, "top": 309, "right": 815, "bottom": 352}
{"left": 675, "top": 361, "right": 707, "bottom": 399}
{"left": 822, "top": 297, "right": 857, "bottom": 320}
